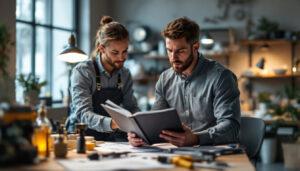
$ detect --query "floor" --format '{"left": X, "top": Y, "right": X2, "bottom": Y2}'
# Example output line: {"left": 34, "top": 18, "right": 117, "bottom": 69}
{"left": 256, "top": 162, "right": 300, "bottom": 171}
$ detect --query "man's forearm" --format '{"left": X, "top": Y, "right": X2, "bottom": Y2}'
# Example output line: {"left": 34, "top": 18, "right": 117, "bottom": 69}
{"left": 197, "top": 119, "right": 240, "bottom": 145}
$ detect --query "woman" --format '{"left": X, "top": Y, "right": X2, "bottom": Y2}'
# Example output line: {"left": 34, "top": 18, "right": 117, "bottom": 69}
{"left": 66, "top": 16, "right": 140, "bottom": 141}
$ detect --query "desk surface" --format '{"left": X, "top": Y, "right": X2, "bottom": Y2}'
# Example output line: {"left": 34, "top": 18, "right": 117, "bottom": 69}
{"left": 7, "top": 144, "right": 255, "bottom": 171}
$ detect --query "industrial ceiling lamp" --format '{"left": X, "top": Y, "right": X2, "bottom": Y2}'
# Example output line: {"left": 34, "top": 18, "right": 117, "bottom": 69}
{"left": 57, "top": 33, "right": 88, "bottom": 63}
{"left": 200, "top": 32, "right": 214, "bottom": 50}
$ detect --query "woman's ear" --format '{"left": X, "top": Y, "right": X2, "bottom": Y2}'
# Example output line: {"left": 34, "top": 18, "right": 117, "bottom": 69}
{"left": 99, "top": 44, "right": 105, "bottom": 53}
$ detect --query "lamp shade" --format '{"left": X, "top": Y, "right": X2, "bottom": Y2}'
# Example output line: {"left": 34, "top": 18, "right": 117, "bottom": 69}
{"left": 256, "top": 58, "right": 265, "bottom": 69}
{"left": 57, "top": 33, "right": 88, "bottom": 63}
{"left": 200, "top": 32, "right": 214, "bottom": 50}
{"left": 260, "top": 44, "right": 270, "bottom": 52}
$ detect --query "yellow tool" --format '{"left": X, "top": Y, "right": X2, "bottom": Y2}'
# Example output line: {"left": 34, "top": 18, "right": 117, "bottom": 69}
{"left": 158, "top": 155, "right": 194, "bottom": 169}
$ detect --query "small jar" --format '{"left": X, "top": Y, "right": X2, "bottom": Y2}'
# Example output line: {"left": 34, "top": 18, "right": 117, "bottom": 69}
{"left": 54, "top": 135, "right": 68, "bottom": 158}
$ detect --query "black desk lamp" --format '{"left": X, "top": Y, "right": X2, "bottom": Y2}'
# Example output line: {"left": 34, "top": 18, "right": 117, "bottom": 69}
{"left": 256, "top": 58, "right": 265, "bottom": 70}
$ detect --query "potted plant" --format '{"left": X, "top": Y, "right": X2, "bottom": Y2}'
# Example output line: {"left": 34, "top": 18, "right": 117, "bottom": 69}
{"left": 17, "top": 73, "right": 47, "bottom": 107}
{"left": 256, "top": 16, "right": 279, "bottom": 40}
{"left": 255, "top": 91, "right": 271, "bottom": 117}
{"left": 269, "top": 84, "right": 300, "bottom": 169}
{"left": 0, "top": 22, "right": 14, "bottom": 103}
{"left": 281, "top": 111, "right": 300, "bottom": 169}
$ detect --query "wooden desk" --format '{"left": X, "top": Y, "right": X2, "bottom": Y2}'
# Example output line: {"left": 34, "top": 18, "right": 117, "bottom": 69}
{"left": 7, "top": 151, "right": 254, "bottom": 171}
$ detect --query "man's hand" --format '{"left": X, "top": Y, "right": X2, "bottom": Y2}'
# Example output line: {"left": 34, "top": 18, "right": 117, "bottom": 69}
{"left": 159, "top": 123, "right": 199, "bottom": 147}
{"left": 127, "top": 132, "right": 146, "bottom": 147}
{"left": 110, "top": 119, "right": 120, "bottom": 130}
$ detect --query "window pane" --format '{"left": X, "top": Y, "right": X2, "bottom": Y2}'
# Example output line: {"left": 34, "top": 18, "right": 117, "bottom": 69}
{"left": 52, "top": 30, "right": 72, "bottom": 101}
{"left": 36, "top": 26, "right": 50, "bottom": 97}
{"left": 16, "top": 0, "right": 33, "bottom": 21}
{"left": 16, "top": 23, "right": 33, "bottom": 103}
{"left": 53, "top": 0, "right": 74, "bottom": 29}
{"left": 35, "top": 0, "right": 51, "bottom": 25}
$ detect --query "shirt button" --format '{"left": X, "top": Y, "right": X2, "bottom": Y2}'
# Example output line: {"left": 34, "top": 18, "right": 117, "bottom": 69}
{"left": 185, "top": 80, "right": 189, "bottom": 84}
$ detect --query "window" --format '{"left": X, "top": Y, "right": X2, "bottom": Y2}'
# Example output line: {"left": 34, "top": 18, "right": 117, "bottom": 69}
{"left": 16, "top": 0, "right": 78, "bottom": 103}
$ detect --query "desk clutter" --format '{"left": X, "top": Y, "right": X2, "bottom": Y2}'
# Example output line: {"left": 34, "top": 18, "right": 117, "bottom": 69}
{"left": 0, "top": 104, "right": 97, "bottom": 166}
{"left": 0, "top": 105, "right": 244, "bottom": 170}
{"left": 58, "top": 142, "right": 239, "bottom": 170}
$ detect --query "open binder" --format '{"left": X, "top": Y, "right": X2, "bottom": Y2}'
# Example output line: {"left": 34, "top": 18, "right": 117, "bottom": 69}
{"left": 101, "top": 100, "right": 184, "bottom": 144}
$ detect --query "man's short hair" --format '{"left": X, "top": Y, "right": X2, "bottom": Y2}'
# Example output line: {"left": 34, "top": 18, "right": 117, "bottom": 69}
{"left": 162, "top": 17, "right": 200, "bottom": 44}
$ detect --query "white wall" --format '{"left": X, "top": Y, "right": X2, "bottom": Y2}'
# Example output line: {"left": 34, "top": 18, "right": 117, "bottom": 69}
{"left": 87, "top": 0, "right": 300, "bottom": 109}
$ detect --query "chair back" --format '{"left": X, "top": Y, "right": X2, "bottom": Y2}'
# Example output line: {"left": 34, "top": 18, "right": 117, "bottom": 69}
{"left": 239, "top": 117, "right": 265, "bottom": 159}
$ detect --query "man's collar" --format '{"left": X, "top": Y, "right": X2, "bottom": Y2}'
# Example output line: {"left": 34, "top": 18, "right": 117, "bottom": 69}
{"left": 176, "top": 53, "right": 205, "bottom": 80}
{"left": 97, "top": 53, "right": 121, "bottom": 76}
{"left": 96, "top": 54, "right": 105, "bottom": 73}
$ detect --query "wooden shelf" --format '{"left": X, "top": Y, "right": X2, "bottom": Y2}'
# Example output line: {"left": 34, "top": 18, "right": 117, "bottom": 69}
{"left": 132, "top": 75, "right": 159, "bottom": 84}
{"left": 144, "top": 54, "right": 168, "bottom": 59}
{"left": 202, "top": 52, "right": 230, "bottom": 58}
{"left": 241, "top": 73, "right": 300, "bottom": 79}
{"left": 241, "top": 40, "right": 299, "bottom": 46}
{"left": 128, "top": 51, "right": 149, "bottom": 55}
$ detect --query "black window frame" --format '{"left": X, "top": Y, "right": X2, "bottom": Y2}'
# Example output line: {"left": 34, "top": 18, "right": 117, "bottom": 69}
{"left": 16, "top": 0, "right": 79, "bottom": 103}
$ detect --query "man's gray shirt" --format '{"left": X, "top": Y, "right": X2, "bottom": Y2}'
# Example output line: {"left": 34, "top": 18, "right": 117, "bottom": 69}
{"left": 152, "top": 54, "right": 241, "bottom": 145}
{"left": 68, "top": 56, "right": 139, "bottom": 132}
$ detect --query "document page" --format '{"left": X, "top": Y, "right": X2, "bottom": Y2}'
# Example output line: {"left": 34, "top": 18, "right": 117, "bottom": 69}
{"left": 58, "top": 156, "right": 174, "bottom": 171}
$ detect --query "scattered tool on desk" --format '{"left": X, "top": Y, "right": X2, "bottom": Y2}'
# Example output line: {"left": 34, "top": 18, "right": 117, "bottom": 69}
{"left": 158, "top": 155, "right": 194, "bottom": 169}
{"left": 169, "top": 144, "right": 244, "bottom": 157}
{"left": 87, "top": 152, "right": 130, "bottom": 160}
{"left": 158, "top": 155, "right": 230, "bottom": 169}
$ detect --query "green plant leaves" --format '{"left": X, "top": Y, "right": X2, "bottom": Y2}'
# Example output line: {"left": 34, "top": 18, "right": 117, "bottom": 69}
{"left": 17, "top": 73, "right": 47, "bottom": 93}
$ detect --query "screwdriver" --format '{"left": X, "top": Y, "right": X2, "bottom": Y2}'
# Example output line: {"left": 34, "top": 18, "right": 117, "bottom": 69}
{"left": 158, "top": 155, "right": 230, "bottom": 169}
{"left": 158, "top": 155, "right": 194, "bottom": 169}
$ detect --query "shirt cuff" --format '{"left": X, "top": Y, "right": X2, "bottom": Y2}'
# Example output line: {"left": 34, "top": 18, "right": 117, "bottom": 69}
{"left": 103, "top": 117, "right": 113, "bottom": 132}
{"left": 197, "top": 129, "right": 214, "bottom": 145}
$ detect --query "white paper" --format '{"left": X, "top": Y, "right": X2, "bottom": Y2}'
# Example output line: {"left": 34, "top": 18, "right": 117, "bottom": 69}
{"left": 95, "top": 142, "right": 166, "bottom": 153}
{"left": 58, "top": 156, "right": 174, "bottom": 171}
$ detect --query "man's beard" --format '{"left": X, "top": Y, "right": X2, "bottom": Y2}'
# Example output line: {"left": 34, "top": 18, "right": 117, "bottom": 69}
{"left": 103, "top": 53, "right": 124, "bottom": 69}
{"left": 171, "top": 51, "right": 194, "bottom": 74}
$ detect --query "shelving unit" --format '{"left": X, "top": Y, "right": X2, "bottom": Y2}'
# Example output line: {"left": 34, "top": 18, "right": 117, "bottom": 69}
{"left": 144, "top": 54, "right": 168, "bottom": 59}
{"left": 241, "top": 73, "right": 300, "bottom": 79}
{"left": 241, "top": 40, "right": 299, "bottom": 70}
{"left": 241, "top": 40, "right": 300, "bottom": 105}
{"left": 202, "top": 52, "right": 231, "bottom": 67}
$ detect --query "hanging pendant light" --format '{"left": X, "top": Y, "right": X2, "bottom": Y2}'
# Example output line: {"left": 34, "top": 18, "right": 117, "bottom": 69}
{"left": 57, "top": 33, "right": 88, "bottom": 63}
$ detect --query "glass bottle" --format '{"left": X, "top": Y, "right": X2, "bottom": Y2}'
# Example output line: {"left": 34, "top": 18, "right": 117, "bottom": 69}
{"left": 33, "top": 100, "right": 52, "bottom": 159}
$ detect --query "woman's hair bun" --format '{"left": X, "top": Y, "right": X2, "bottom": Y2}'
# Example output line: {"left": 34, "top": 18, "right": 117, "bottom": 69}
{"left": 100, "top": 16, "right": 113, "bottom": 26}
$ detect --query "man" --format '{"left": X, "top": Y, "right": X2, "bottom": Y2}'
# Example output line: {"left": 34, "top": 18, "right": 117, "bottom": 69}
{"left": 128, "top": 17, "right": 240, "bottom": 146}
{"left": 66, "top": 16, "right": 139, "bottom": 141}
